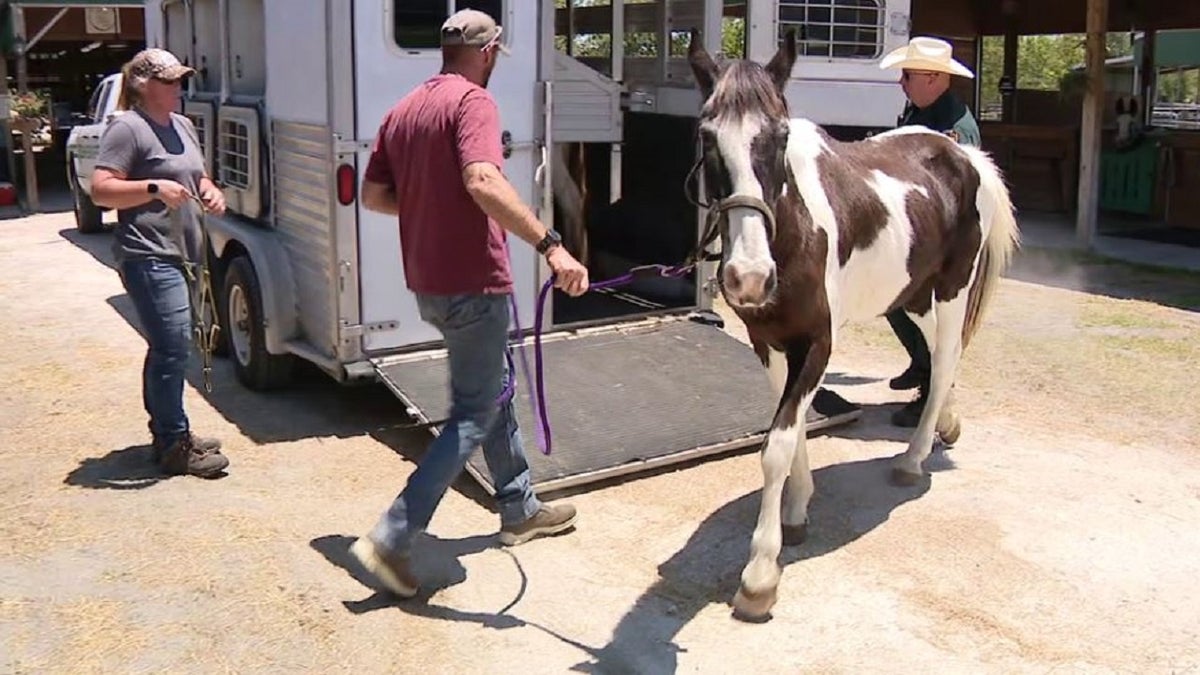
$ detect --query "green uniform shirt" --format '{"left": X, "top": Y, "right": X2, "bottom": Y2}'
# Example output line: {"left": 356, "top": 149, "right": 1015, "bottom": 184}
{"left": 898, "top": 90, "right": 981, "bottom": 147}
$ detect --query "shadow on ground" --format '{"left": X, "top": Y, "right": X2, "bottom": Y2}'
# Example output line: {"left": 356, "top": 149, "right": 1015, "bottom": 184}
{"left": 310, "top": 453, "right": 934, "bottom": 674}
{"left": 570, "top": 455, "right": 935, "bottom": 673}
{"left": 62, "top": 444, "right": 167, "bottom": 490}
{"left": 1010, "top": 246, "right": 1200, "bottom": 313}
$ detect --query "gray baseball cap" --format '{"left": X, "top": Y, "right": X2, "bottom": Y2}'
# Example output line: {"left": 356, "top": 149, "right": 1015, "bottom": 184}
{"left": 440, "top": 9, "right": 511, "bottom": 55}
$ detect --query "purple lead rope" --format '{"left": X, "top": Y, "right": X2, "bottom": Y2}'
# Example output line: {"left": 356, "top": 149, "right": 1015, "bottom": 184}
{"left": 499, "top": 263, "right": 695, "bottom": 456}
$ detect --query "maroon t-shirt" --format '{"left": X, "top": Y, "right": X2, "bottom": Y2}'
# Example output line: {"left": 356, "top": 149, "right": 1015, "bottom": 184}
{"left": 365, "top": 73, "right": 512, "bottom": 295}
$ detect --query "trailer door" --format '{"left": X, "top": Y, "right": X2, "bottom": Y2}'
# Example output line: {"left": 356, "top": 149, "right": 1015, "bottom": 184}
{"left": 353, "top": 1, "right": 542, "bottom": 351}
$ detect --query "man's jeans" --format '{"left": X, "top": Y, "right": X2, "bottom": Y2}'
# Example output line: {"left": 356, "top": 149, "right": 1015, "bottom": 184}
{"left": 120, "top": 258, "right": 192, "bottom": 446}
{"left": 370, "top": 293, "right": 541, "bottom": 555}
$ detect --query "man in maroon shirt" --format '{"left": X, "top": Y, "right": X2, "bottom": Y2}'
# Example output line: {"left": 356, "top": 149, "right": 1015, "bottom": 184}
{"left": 349, "top": 9, "right": 589, "bottom": 599}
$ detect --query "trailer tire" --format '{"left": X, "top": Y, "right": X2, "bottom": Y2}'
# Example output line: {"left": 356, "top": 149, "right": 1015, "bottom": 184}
{"left": 69, "top": 161, "right": 104, "bottom": 234}
{"left": 223, "top": 255, "right": 294, "bottom": 390}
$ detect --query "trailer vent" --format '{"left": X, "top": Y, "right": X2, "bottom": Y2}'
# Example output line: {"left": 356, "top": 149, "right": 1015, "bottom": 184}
{"left": 216, "top": 105, "right": 263, "bottom": 219}
{"left": 219, "top": 119, "right": 251, "bottom": 189}
{"left": 779, "top": 0, "right": 884, "bottom": 60}
{"left": 183, "top": 99, "right": 214, "bottom": 175}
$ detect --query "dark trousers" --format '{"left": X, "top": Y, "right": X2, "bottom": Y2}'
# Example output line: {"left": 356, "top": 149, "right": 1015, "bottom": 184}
{"left": 885, "top": 308, "right": 931, "bottom": 387}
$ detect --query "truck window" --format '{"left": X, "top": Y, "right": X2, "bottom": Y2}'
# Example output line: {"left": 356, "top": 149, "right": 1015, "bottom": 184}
{"left": 778, "top": 0, "right": 885, "bottom": 60}
{"left": 393, "top": 0, "right": 505, "bottom": 51}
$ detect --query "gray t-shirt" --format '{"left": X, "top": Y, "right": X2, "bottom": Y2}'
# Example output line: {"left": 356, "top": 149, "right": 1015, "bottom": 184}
{"left": 95, "top": 109, "right": 207, "bottom": 265}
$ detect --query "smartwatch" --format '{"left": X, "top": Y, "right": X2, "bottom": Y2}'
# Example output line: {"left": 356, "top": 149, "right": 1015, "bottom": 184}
{"left": 535, "top": 229, "right": 562, "bottom": 255}
{"left": 147, "top": 182, "right": 159, "bottom": 195}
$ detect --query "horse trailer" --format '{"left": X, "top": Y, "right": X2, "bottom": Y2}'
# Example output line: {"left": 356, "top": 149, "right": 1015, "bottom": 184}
{"left": 136, "top": 0, "right": 913, "bottom": 493}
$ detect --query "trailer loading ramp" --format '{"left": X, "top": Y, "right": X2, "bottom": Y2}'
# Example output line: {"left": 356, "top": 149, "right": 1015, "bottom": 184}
{"left": 371, "top": 317, "right": 860, "bottom": 494}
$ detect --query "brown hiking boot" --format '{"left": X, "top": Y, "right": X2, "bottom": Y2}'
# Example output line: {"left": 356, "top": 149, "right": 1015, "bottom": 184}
{"left": 349, "top": 536, "right": 419, "bottom": 598}
{"left": 499, "top": 503, "right": 578, "bottom": 547}
{"left": 158, "top": 434, "right": 229, "bottom": 478}
{"left": 152, "top": 432, "right": 222, "bottom": 463}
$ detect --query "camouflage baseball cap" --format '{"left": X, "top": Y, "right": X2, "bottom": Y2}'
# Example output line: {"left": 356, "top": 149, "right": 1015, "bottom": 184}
{"left": 440, "top": 9, "right": 510, "bottom": 55}
{"left": 129, "top": 48, "right": 195, "bottom": 81}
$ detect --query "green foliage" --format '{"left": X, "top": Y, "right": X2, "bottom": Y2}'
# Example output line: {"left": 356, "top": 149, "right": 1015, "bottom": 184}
{"left": 552, "top": 0, "right": 747, "bottom": 62}
{"left": 979, "top": 32, "right": 1135, "bottom": 108}
{"left": 7, "top": 89, "right": 49, "bottom": 119}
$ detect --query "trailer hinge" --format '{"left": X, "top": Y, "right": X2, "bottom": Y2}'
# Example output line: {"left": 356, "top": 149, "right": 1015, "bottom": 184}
{"left": 340, "top": 319, "right": 399, "bottom": 340}
{"left": 340, "top": 321, "right": 363, "bottom": 339}
{"left": 333, "top": 135, "right": 372, "bottom": 155}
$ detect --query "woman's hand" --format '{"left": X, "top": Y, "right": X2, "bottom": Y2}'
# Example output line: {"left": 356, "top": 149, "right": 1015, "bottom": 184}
{"left": 199, "top": 180, "right": 226, "bottom": 215}
{"left": 155, "top": 180, "right": 194, "bottom": 209}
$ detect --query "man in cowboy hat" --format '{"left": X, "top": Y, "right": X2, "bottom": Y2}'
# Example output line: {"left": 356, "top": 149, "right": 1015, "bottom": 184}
{"left": 810, "top": 36, "right": 981, "bottom": 430}
{"left": 882, "top": 36, "right": 981, "bottom": 427}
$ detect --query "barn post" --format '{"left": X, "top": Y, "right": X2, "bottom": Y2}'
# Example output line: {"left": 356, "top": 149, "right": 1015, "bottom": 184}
{"left": 1075, "top": 0, "right": 1109, "bottom": 247}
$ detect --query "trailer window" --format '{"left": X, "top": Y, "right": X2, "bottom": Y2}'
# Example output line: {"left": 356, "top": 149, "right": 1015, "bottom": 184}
{"left": 393, "top": 0, "right": 506, "bottom": 51}
{"left": 778, "top": 0, "right": 884, "bottom": 60}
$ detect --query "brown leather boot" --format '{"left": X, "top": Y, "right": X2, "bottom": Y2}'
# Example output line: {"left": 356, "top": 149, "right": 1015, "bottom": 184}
{"left": 499, "top": 503, "right": 578, "bottom": 547}
{"left": 158, "top": 434, "right": 229, "bottom": 478}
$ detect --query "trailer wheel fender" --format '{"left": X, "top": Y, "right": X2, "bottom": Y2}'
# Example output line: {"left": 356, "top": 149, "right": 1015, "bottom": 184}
{"left": 223, "top": 255, "right": 295, "bottom": 390}
{"left": 205, "top": 219, "right": 299, "bottom": 357}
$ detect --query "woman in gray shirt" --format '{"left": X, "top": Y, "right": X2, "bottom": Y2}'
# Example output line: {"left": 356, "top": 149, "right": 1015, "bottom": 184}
{"left": 90, "top": 48, "right": 229, "bottom": 478}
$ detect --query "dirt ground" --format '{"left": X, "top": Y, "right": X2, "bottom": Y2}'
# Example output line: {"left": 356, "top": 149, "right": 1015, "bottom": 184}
{"left": 2, "top": 208, "right": 1198, "bottom": 675}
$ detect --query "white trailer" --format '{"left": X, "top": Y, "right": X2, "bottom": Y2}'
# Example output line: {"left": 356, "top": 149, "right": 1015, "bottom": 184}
{"left": 132, "top": 0, "right": 907, "bottom": 493}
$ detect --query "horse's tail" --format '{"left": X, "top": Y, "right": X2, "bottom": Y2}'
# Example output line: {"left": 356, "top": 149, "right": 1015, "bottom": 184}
{"left": 959, "top": 146, "right": 1020, "bottom": 349}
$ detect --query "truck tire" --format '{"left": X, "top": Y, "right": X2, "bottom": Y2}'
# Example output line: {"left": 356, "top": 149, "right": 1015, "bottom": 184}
{"left": 69, "top": 161, "right": 104, "bottom": 234}
{"left": 223, "top": 255, "right": 294, "bottom": 390}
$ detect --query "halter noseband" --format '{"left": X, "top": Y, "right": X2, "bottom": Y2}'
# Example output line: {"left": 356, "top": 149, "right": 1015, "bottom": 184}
{"left": 684, "top": 154, "right": 779, "bottom": 264}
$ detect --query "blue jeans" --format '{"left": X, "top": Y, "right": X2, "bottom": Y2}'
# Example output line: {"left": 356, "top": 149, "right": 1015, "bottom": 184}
{"left": 370, "top": 293, "right": 541, "bottom": 555}
{"left": 120, "top": 257, "right": 193, "bottom": 447}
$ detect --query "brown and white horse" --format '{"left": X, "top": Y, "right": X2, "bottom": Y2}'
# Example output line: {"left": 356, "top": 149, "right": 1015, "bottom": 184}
{"left": 686, "top": 30, "right": 1019, "bottom": 621}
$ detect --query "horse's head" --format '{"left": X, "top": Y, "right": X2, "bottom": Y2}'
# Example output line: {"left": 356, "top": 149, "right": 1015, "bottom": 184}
{"left": 688, "top": 29, "right": 797, "bottom": 309}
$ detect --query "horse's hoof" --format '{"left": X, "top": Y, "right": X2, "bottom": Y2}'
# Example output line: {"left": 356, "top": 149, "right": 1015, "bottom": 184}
{"left": 732, "top": 585, "right": 776, "bottom": 623}
{"left": 782, "top": 523, "right": 808, "bottom": 547}
{"left": 938, "top": 415, "right": 962, "bottom": 447}
{"left": 890, "top": 467, "right": 924, "bottom": 487}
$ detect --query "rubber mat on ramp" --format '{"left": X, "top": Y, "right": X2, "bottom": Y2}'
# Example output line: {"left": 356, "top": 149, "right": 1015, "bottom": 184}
{"left": 372, "top": 317, "right": 857, "bottom": 494}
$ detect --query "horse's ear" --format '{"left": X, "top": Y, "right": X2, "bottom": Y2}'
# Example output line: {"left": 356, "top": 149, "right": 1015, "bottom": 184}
{"left": 1130, "top": 96, "right": 1140, "bottom": 116}
{"left": 1115, "top": 96, "right": 1126, "bottom": 115}
{"left": 688, "top": 28, "right": 719, "bottom": 100}
{"left": 766, "top": 29, "right": 798, "bottom": 93}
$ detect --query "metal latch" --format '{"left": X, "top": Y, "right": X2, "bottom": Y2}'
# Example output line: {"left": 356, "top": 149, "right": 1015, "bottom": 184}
{"left": 501, "top": 130, "right": 538, "bottom": 159}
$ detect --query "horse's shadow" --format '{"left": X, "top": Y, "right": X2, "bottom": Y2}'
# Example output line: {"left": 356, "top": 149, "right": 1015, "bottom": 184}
{"left": 570, "top": 455, "right": 934, "bottom": 674}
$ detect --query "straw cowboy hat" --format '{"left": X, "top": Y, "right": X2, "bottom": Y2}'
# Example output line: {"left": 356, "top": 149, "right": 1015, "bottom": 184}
{"left": 880, "top": 37, "right": 975, "bottom": 79}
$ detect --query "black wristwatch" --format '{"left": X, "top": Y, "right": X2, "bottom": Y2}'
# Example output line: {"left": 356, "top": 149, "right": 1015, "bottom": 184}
{"left": 535, "top": 229, "right": 562, "bottom": 255}
{"left": 147, "top": 182, "right": 159, "bottom": 195}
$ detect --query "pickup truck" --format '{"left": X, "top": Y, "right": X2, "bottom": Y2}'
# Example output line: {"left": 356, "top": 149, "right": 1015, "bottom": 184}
{"left": 64, "top": 72, "right": 122, "bottom": 233}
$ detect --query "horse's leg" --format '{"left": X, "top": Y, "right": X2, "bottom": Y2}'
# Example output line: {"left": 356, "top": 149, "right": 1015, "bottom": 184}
{"left": 892, "top": 294, "right": 967, "bottom": 485}
{"left": 735, "top": 337, "right": 829, "bottom": 621}
{"left": 906, "top": 307, "right": 962, "bottom": 445}
{"left": 759, "top": 344, "right": 811, "bottom": 547}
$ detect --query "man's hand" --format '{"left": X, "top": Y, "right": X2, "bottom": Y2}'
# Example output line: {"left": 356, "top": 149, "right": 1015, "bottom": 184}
{"left": 546, "top": 246, "right": 589, "bottom": 297}
{"left": 199, "top": 181, "right": 226, "bottom": 215}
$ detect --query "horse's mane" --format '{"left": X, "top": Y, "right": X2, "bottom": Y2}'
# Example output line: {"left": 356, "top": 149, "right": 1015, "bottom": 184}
{"left": 706, "top": 61, "right": 788, "bottom": 120}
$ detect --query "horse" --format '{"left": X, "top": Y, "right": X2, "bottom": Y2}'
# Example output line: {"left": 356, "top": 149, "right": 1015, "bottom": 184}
{"left": 685, "top": 29, "right": 1020, "bottom": 621}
